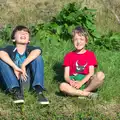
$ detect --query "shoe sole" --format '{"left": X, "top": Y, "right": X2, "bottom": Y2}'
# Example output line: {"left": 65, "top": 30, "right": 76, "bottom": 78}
{"left": 13, "top": 100, "right": 24, "bottom": 104}
{"left": 39, "top": 101, "right": 49, "bottom": 105}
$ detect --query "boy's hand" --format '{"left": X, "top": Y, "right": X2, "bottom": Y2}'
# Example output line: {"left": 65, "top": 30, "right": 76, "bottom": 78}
{"left": 69, "top": 80, "right": 76, "bottom": 87}
{"left": 21, "top": 64, "right": 28, "bottom": 81}
{"left": 74, "top": 81, "right": 83, "bottom": 89}
{"left": 13, "top": 66, "right": 23, "bottom": 80}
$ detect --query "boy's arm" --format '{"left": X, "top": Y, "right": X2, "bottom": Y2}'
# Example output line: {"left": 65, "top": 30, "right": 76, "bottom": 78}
{"left": 74, "top": 66, "right": 94, "bottom": 89}
{"left": 0, "top": 51, "right": 19, "bottom": 69}
{"left": 64, "top": 66, "right": 76, "bottom": 86}
{"left": 22, "top": 49, "right": 41, "bottom": 67}
{"left": 0, "top": 51, "right": 23, "bottom": 79}
{"left": 81, "top": 66, "right": 94, "bottom": 84}
{"left": 64, "top": 66, "right": 71, "bottom": 83}
{"left": 20, "top": 49, "right": 41, "bottom": 81}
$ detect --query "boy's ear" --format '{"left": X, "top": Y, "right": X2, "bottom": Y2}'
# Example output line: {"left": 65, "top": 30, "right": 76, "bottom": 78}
{"left": 28, "top": 40, "right": 30, "bottom": 43}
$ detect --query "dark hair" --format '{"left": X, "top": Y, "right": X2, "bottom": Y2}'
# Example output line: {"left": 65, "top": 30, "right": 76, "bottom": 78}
{"left": 72, "top": 26, "right": 88, "bottom": 37}
{"left": 11, "top": 25, "right": 30, "bottom": 40}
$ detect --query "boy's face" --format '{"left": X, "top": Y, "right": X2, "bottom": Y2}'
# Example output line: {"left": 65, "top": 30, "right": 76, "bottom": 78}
{"left": 14, "top": 30, "right": 30, "bottom": 45}
{"left": 73, "top": 33, "right": 87, "bottom": 51}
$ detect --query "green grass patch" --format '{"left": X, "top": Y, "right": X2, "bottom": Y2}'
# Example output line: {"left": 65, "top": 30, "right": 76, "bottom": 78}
{"left": 0, "top": 43, "right": 120, "bottom": 119}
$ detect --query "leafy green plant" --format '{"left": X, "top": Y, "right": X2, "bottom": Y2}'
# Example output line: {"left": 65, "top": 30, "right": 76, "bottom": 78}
{"left": 43, "top": 3, "right": 98, "bottom": 41}
{"left": 0, "top": 24, "right": 12, "bottom": 42}
{"left": 95, "top": 31, "right": 120, "bottom": 50}
{"left": 51, "top": 3, "right": 99, "bottom": 41}
{"left": 0, "top": 3, "right": 120, "bottom": 51}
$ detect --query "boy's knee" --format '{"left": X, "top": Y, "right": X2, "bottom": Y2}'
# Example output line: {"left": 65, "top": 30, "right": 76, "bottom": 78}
{"left": 34, "top": 55, "right": 43, "bottom": 62}
{"left": 59, "top": 82, "right": 67, "bottom": 91}
{"left": 0, "top": 60, "right": 10, "bottom": 68}
{"left": 0, "top": 60, "right": 6, "bottom": 65}
{"left": 96, "top": 71, "right": 105, "bottom": 81}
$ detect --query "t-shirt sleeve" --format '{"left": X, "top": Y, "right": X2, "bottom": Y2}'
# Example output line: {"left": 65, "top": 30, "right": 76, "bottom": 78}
{"left": 0, "top": 46, "right": 13, "bottom": 56}
{"left": 88, "top": 52, "right": 98, "bottom": 67}
{"left": 63, "top": 53, "right": 70, "bottom": 67}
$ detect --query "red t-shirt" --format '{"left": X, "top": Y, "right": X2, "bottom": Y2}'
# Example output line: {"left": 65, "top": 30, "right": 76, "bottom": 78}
{"left": 63, "top": 50, "right": 97, "bottom": 75}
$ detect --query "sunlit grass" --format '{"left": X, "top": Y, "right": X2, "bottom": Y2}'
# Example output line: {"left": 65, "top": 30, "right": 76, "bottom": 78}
{"left": 1, "top": 41, "right": 120, "bottom": 119}
{"left": 0, "top": 0, "right": 120, "bottom": 119}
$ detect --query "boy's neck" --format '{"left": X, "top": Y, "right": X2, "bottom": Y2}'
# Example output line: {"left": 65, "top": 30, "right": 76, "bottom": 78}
{"left": 16, "top": 44, "right": 27, "bottom": 55}
{"left": 75, "top": 48, "right": 86, "bottom": 54}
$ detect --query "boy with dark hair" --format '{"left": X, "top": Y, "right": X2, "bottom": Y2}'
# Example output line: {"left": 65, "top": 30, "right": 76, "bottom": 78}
{"left": 59, "top": 26, "right": 105, "bottom": 98}
{"left": 0, "top": 25, "right": 49, "bottom": 104}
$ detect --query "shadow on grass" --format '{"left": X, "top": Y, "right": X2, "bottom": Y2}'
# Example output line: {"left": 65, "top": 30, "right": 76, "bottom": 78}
{"left": 53, "top": 62, "right": 67, "bottom": 97}
{"left": 52, "top": 62, "right": 64, "bottom": 83}
{"left": 55, "top": 91, "right": 68, "bottom": 97}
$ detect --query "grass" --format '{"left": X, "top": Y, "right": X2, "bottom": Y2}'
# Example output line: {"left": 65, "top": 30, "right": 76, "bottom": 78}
{"left": 0, "top": 41, "right": 120, "bottom": 120}
{"left": 0, "top": 0, "right": 120, "bottom": 119}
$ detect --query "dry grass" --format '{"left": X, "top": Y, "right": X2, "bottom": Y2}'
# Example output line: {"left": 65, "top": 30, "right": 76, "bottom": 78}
{"left": 95, "top": 100, "right": 120, "bottom": 119}
{"left": 0, "top": 0, "right": 120, "bottom": 33}
{"left": 0, "top": 0, "right": 79, "bottom": 25}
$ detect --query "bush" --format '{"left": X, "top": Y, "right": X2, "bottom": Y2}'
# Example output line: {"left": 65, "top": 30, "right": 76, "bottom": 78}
{"left": 0, "top": 3, "right": 120, "bottom": 51}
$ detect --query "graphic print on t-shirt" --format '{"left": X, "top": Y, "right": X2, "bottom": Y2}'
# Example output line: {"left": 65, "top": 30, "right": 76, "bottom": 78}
{"left": 14, "top": 52, "right": 26, "bottom": 67}
{"left": 75, "top": 60, "right": 87, "bottom": 73}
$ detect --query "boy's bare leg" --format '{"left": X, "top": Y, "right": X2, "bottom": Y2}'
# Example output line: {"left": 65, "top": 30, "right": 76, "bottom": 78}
{"left": 83, "top": 71, "right": 105, "bottom": 92}
{"left": 59, "top": 82, "right": 91, "bottom": 96}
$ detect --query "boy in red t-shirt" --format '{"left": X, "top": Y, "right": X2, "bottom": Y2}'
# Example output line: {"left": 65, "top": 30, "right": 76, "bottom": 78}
{"left": 59, "top": 26, "right": 105, "bottom": 98}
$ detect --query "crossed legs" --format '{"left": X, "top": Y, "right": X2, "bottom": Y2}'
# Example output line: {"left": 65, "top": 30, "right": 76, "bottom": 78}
{"left": 59, "top": 71, "right": 105, "bottom": 96}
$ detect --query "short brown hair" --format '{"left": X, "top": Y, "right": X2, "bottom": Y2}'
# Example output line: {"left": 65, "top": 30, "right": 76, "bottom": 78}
{"left": 72, "top": 26, "right": 88, "bottom": 40}
{"left": 11, "top": 25, "right": 30, "bottom": 40}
